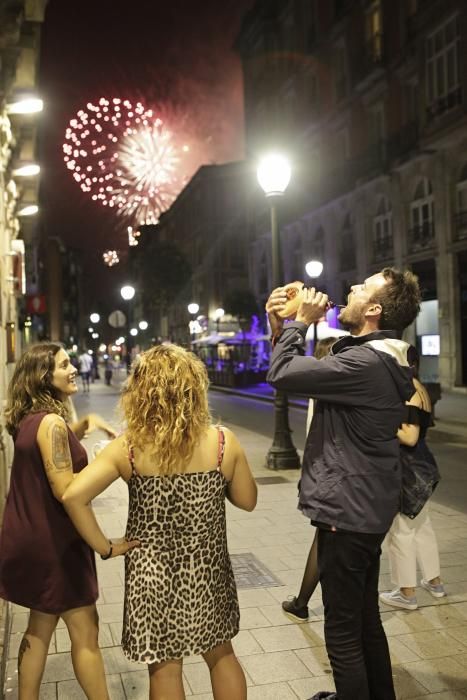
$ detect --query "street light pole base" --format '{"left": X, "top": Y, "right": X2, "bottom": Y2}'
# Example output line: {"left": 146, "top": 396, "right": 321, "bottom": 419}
{"left": 266, "top": 445, "right": 301, "bottom": 470}
{"left": 266, "top": 390, "right": 301, "bottom": 470}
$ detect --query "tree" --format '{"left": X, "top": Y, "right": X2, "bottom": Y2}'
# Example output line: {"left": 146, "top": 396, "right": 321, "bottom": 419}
{"left": 224, "top": 289, "right": 259, "bottom": 335}
{"left": 129, "top": 230, "right": 192, "bottom": 314}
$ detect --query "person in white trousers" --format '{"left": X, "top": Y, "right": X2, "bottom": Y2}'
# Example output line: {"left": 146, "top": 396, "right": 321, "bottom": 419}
{"left": 380, "top": 363, "right": 446, "bottom": 611}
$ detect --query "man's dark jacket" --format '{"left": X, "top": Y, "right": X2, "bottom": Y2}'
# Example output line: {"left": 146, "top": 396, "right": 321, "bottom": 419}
{"left": 267, "top": 323, "right": 414, "bottom": 533}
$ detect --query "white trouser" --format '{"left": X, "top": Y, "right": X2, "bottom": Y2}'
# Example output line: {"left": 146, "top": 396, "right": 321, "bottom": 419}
{"left": 386, "top": 504, "right": 440, "bottom": 588}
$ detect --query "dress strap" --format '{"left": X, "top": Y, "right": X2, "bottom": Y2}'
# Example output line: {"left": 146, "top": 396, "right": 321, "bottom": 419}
{"left": 216, "top": 428, "right": 225, "bottom": 471}
{"left": 128, "top": 444, "right": 138, "bottom": 477}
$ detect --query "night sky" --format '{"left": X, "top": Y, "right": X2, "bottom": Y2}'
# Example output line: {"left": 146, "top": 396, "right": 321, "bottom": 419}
{"left": 38, "top": 0, "right": 253, "bottom": 310}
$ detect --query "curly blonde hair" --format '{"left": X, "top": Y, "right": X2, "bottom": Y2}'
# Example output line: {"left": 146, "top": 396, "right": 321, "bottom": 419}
{"left": 120, "top": 344, "right": 212, "bottom": 475}
{"left": 5, "top": 343, "right": 69, "bottom": 435}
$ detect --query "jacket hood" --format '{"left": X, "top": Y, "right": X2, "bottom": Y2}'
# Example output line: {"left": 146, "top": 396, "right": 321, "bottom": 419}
{"left": 332, "top": 331, "right": 414, "bottom": 402}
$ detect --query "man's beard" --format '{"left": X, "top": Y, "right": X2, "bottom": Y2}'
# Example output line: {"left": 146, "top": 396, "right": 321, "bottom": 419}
{"left": 338, "top": 305, "right": 363, "bottom": 334}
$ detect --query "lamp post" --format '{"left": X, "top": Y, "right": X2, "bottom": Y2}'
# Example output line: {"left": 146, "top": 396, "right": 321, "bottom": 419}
{"left": 187, "top": 303, "right": 199, "bottom": 344}
{"left": 120, "top": 284, "right": 135, "bottom": 372}
{"left": 214, "top": 307, "right": 224, "bottom": 335}
{"left": 305, "top": 259, "right": 324, "bottom": 354}
{"left": 257, "top": 154, "right": 300, "bottom": 470}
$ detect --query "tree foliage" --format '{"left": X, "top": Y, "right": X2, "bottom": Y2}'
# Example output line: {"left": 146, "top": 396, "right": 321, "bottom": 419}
{"left": 129, "top": 229, "right": 192, "bottom": 313}
{"left": 224, "top": 289, "right": 259, "bottom": 331}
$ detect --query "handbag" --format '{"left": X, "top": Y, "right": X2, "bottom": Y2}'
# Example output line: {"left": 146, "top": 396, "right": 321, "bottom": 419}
{"left": 400, "top": 438, "right": 440, "bottom": 519}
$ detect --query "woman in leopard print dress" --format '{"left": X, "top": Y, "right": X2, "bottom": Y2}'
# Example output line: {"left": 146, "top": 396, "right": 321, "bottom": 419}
{"left": 63, "top": 344, "right": 257, "bottom": 700}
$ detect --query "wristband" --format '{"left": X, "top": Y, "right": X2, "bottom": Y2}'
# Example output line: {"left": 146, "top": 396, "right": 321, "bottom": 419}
{"left": 100, "top": 540, "right": 113, "bottom": 560}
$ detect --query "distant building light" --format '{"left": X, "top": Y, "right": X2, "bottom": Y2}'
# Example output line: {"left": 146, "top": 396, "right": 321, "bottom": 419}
{"left": 138, "top": 320, "right": 148, "bottom": 330}
{"left": 18, "top": 204, "right": 38, "bottom": 217}
{"left": 92, "top": 332, "right": 99, "bottom": 339}
{"left": 87, "top": 349, "right": 93, "bottom": 355}
{"left": 7, "top": 97, "right": 44, "bottom": 115}
{"left": 130, "top": 328, "right": 138, "bottom": 336}
{"left": 13, "top": 164, "right": 41, "bottom": 177}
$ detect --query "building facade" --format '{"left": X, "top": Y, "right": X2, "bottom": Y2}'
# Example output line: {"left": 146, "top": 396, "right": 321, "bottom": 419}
{"left": 236, "top": 0, "right": 467, "bottom": 388}
{"left": 153, "top": 161, "right": 254, "bottom": 343}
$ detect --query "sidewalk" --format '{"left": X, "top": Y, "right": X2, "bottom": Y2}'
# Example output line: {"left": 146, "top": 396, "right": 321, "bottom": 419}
{"left": 3, "top": 382, "right": 467, "bottom": 699}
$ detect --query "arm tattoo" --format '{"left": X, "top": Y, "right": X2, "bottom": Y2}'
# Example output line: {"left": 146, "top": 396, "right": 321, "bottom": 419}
{"left": 18, "top": 636, "right": 31, "bottom": 673}
{"left": 51, "top": 424, "right": 72, "bottom": 471}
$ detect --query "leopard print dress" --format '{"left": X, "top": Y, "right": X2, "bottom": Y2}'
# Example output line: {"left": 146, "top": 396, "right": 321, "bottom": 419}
{"left": 122, "top": 430, "right": 240, "bottom": 664}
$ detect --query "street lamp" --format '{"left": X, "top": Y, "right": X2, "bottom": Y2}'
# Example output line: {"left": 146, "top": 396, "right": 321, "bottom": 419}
{"left": 305, "top": 259, "right": 324, "bottom": 354}
{"left": 214, "top": 307, "right": 224, "bottom": 334}
{"left": 90, "top": 312, "right": 100, "bottom": 324}
{"left": 138, "top": 320, "right": 148, "bottom": 330}
{"left": 187, "top": 303, "right": 200, "bottom": 343}
{"left": 120, "top": 285, "right": 135, "bottom": 371}
{"left": 257, "top": 154, "right": 300, "bottom": 470}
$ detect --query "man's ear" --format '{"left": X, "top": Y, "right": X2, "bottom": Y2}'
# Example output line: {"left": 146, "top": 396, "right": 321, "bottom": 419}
{"left": 365, "top": 303, "right": 382, "bottom": 320}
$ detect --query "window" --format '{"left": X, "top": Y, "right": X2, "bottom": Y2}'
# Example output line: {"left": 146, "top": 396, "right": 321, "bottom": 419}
{"left": 372, "top": 197, "right": 393, "bottom": 262}
{"left": 303, "top": 68, "right": 320, "bottom": 114}
{"left": 455, "top": 165, "right": 467, "bottom": 239}
{"left": 365, "top": 1, "right": 383, "bottom": 63}
{"left": 426, "top": 15, "right": 460, "bottom": 115}
{"left": 340, "top": 214, "right": 356, "bottom": 271}
{"left": 334, "top": 46, "right": 348, "bottom": 102}
{"left": 369, "top": 103, "right": 386, "bottom": 165}
{"left": 409, "top": 178, "right": 435, "bottom": 250}
{"left": 311, "top": 227, "right": 325, "bottom": 264}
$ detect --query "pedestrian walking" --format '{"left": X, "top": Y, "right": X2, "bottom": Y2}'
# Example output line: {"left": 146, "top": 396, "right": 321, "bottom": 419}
{"left": 78, "top": 350, "right": 93, "bottom": 392}
{"left": 380, "top": 347, "right": 445, "bottom": 611}
{"left": 0, "top": 343, "right": 118, "bottom": 700}
{"left": 63, "top": 344, "right": 257, "bottom": 700}
{"left": 266, "top": 267, "right": 421, "bottom": 700}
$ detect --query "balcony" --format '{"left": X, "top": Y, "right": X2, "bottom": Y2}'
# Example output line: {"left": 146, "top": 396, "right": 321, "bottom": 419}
{"left": 355, "top": 33, "right": 384, "bottom": 85}
{"left": 454, "top": 211, "right": 467, "bottom": 241}
{"left": 426, "top": 86, "right": 462, "bottom": 124}
{"left": 372, "top": 236, "right": 394, "bottom": 263}
{"left": 335, "top": 76, "right": 347, "bottom": 102}
{"left": 408, "top": 222, "right": 435, "bottom": 253}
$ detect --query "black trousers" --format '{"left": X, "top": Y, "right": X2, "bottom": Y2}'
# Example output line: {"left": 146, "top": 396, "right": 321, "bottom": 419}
{"left": 317, "top": 529, "right": 396, "bottom": 700}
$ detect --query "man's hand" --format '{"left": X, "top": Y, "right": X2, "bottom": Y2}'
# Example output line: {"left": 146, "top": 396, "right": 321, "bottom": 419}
{"left": 265, "top": 287, "right": 287, "bottom": 336}
{"left": 295, "top": 287, "right": 329, "bottom": 326}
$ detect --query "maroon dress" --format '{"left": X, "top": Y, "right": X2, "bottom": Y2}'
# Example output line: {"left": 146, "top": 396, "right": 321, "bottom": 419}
{"left": 0, "top": 411, "right": 98, "bottom": 614}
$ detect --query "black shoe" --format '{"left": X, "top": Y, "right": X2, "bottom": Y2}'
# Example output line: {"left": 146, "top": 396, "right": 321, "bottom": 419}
{"left": 282, "top": 596, "right": 309, "bottom": 621}
{"left": 307, "top": 693, "right": 337, "bottom": 700}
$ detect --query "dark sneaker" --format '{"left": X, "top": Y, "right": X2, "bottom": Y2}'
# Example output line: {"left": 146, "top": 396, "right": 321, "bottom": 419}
{"left": 307, "top": 692, "right": 337, "bottom": 699}
{"left": 282, "top": 596, "right": 309, "bottom": 621}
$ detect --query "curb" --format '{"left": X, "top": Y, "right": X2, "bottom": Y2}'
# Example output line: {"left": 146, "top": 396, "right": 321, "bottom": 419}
{"left": 209, "top": 384, "right": 308, "bottom": 410}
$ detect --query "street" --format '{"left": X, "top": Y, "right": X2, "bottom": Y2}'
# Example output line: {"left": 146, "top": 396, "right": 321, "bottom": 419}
{"left": 3, "top": 381, "right": 467, "bottom": 699}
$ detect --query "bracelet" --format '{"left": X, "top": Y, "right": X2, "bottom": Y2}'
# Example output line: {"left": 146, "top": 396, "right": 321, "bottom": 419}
{"left": 100, "top": 541, "right": 113, "bottom": 560}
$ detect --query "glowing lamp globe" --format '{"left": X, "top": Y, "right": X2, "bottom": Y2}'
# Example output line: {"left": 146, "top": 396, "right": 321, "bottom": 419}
{"left": 257, "top": 154, "right": 291, "bottom": 197}
{"left": 130, "top": 328, "right": 138, "bottom": 337}
{"left": 305, "top": 260, "right": 323, "bottom": 279}
{"left": 138, "top": 320, "right": 148, "bottom": 330}
{"left": 120, "top": 285, "right": 135, "bottom": 301}
{"left": 187, "top": 303, "right": 199, "bottom": 315}
{"left": 214, "top": 308, "right": 225, "bottom": 320}
{"left": 90, "top": 313, "right": 100, "bottom": 323}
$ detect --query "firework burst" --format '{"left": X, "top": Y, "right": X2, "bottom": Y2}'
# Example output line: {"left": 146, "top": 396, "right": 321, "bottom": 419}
{"left": 63, "top": 98, "right": 183, "bottom": 224}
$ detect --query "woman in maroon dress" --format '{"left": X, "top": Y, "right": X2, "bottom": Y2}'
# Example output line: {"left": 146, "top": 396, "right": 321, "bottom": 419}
{"left": 0, "top": 343, "right": 122, "bottom": 699}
